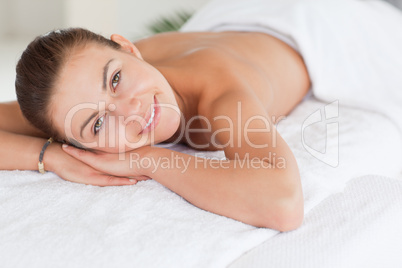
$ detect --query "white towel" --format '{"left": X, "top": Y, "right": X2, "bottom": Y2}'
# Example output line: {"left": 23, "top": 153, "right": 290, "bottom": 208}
{"left": 229, "top": 175, "right": 402, "bottom": 268}
{"left": 0, "top": 170, "right": 275, "bottom": 268}
{"left": 181, "top": 0, "right": 402, "bottom": 134}
{"left": 1, "top": 96, "right": 401, "bottom": 267}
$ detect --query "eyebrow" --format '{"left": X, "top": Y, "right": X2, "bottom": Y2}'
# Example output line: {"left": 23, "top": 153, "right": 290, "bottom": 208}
{"left": 79, "top": 59, "right": 115, "bottom": 138}
{"left": 80, "top": 110, "right": 99, "bottom": 138}
{"left": 103, "top": 59, "right": 115, "bottom": 91}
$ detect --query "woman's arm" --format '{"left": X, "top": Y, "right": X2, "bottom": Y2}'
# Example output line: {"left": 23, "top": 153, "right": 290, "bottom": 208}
{"left": 0, "top": 129, "right": 140, "bottom": 186}
{"left": 0, "top": 101, "right": 49, "bottom": 170}
{"left": 0, "top": 129, "right": 50, "bottom": 170}
{"left": 62, "top": 143, "right": 303, "bottom": 231}
{"left": 0, "top": 102, "right": 139, "bottom": 185}
{"left": 0, "top": 101, "right": 47, "bottom": 137}
{"left": 141, "top": 148, "right": 303, "bottom": 231}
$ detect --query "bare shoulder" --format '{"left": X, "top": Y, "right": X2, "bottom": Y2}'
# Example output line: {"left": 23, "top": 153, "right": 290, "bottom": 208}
{"left": 137, "top": 31, "right": 310, "bottom": 117}
{"left": 161, "top": 44, "right": 255, "bottom": 112}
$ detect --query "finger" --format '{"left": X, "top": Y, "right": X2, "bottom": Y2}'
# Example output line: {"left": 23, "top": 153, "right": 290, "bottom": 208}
{"left": 88, "top": 175, "right": 137, "bottom": 187}
{"left": 129, "top": 175, "right": 151, "bottom": 181}
{"left": 62, "top": 144, "right": 99, "bottom": 167}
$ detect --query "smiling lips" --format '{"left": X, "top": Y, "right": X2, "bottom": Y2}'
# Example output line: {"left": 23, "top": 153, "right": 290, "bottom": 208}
{"left": 144, "top": 106, "right": 155, "bottom": 130}
{"left": 140, "top": 96, "right": 159, "bottom": 134}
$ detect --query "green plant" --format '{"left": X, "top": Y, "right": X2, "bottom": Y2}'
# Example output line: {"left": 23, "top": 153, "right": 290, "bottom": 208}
{"left": 147, "top": 11, "right": 193, "bottom": 34}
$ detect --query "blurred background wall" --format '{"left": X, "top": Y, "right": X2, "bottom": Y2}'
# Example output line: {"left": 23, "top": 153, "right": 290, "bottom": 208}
{"left": 0, "top": 0, "right": 208, "bottom": 40}
{"left": 1, "top": 0, "right": 64, "bottom": 39}
{"left": 0, "top": 0, "right": 208, "bottom": 102}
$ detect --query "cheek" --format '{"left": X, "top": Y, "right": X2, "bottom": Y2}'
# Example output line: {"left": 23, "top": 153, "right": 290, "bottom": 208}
{"left": 156, "top": 106, "right": 181, "bottom": 139}
{"left": 123, "top": 123, "right": 147, "bottom": 144}
{"left": 124, "top": 65, "right": 156, "bottom": 93}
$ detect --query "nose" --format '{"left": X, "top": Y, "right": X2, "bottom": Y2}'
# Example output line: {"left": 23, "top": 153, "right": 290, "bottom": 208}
{"left": 128, "top": 98, "right": 142, "bottom": 115}
{"left": 111, "top": 97, "right": 144, "bottom": 128}
{"left": 110, "top": 96, "right": 141, "bottom": 116}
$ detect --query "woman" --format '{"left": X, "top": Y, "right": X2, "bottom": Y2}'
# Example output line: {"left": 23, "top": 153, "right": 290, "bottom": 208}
{"left": 0, "top": 27, "right": 309, "bottom": 231}
{"left": 5, "top": 0, "right": 400, "bottom": 232}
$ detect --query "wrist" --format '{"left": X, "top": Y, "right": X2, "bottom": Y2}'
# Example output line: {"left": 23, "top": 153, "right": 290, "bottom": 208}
{"left": 42, "top": 142, "right": 63, "bottom": 173}
{"left": 133, "top": 146, "right": 162, "bottom": 177}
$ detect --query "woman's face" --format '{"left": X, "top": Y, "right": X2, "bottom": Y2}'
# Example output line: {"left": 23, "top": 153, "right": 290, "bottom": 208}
{"left": 50, "top": 37, "right": 181, "bottom": 153}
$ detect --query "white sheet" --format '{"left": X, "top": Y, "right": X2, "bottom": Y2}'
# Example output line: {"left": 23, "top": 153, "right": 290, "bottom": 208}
{"left": 0, "top": 170, "right": 274, "bottom": 268}
{"left": 1, "top": 95, "right": 400, "bottom": 268}
{"left": 229, "top": 175, "right": 402, "bottom": 268}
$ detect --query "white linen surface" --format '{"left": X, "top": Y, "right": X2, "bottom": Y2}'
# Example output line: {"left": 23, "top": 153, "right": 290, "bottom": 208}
{"left": 181, "top": 0, "right": 402, "bottom": 133}
{"left": 229, "top": 175, "right": 402, "bottom": 268}
{"left": 1, "top": 0, "right": 402, "bottom": 267}
{"left": 1, "top": 95, "right": 401, "bottom": 268}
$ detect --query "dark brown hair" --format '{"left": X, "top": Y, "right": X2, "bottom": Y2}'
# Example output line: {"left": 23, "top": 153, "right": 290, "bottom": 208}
{"left": 15, "top": 28, "right": 121, "bottom": 140}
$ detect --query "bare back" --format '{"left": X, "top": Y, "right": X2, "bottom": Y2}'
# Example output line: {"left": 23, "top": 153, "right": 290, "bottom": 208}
{"left": 135, "top": 31, "right": 310, "bottom": 117}
{"left": 135, "top": 31, "right": 311, "bottom": 150}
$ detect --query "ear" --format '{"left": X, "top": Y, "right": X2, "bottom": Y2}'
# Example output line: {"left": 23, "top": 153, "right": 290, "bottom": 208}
{"left": 110, "top": 34, "right": 143, "bottom": 60}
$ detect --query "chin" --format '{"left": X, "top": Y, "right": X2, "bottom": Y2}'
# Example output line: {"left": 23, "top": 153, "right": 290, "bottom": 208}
{"left": 159, "top": 113, "right": 181, "bottom": 141}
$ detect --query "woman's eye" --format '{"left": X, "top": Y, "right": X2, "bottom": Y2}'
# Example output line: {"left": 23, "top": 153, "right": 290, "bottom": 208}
{"left": 111, "top": 71, "right": 120, "bottom": 91}
{"left": 94, "top": 116, "right": 104, "bottom": 135}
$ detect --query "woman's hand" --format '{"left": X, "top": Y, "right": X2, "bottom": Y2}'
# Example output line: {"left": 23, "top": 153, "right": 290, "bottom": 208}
{"left": 45, "top": 142, "right": 145, "bottom": 186}
{"left": 60, "top": 144, "right": 152, "bottom": 182}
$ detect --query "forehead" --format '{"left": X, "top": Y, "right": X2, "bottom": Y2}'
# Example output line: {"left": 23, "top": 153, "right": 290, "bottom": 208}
{"left": 49, "top": 44, "right": 116, "bottom": 139}
{"left": 63, "top": 43, "right": 114, "bottom": 76}
{"left": 58, "top": 43, "right": 114, "bottom": 89}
